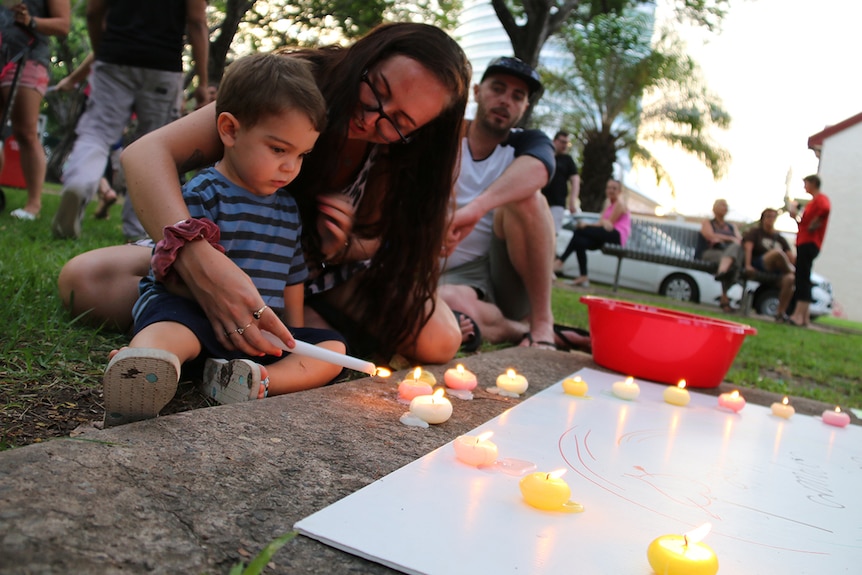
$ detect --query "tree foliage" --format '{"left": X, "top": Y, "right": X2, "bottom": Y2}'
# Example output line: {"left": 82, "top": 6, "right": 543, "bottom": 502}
{"left": 490, "top": 0, "right": 731, "bottom": 68}
{"left": 538, "top": 11, "right": 730, "bottom": 212}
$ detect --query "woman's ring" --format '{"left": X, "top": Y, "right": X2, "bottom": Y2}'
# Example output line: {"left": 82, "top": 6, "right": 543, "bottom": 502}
{"left": 253, "top": 305, "right": 268, "bottom": 320}
{"left": 235, "top": 322, "right": 253, "bottom": 335}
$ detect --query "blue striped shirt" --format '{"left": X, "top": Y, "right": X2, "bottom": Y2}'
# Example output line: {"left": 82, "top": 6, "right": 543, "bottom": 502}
{"left": 135, "top": 167, "right": 307, "bottom": 320}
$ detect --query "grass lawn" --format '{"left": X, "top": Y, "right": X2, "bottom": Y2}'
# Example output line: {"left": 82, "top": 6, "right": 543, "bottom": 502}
{"left": 1, "top": 185, "right": 860, "bottom": 450}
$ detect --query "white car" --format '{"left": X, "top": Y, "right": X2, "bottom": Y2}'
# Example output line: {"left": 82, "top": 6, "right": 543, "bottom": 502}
{"left": 556, "top": 213, "right": 833, "bottom": 318}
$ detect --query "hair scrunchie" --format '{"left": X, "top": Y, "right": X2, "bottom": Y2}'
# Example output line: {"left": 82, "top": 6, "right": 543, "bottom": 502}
{"left": 151, "top": 218, "right": 225, "bottom": 282}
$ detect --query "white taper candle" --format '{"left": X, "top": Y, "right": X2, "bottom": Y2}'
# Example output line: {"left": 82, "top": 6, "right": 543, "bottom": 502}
{"left": 261, "top": 330, "right": 376, "bottom": 375}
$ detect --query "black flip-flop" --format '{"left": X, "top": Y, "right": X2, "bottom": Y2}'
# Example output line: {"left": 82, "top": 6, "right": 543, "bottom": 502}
{"left": 553, "top": 323, "right": 591, "bottom": 353}
{"left": 452, "top": 310, "right": 482, "bottom": 352}
{"left": 520, "top": 332, "right": 556, "bottom": 350}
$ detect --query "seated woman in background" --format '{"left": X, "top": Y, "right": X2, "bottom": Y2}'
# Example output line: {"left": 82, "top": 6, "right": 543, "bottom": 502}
{"left": 743, "top": 208, "right": 796, "bottom": 321}
{"left": 695, "top": 198, "right": 743, "bottom": 312}
{"left": 57, "top": 22, "right": 472, "bottom": 367}
{"left": 553, "top": 179, "right": 630, "bottom": 287}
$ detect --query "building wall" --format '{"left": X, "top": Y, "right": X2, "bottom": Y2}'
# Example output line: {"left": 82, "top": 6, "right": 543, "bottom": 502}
{"left": 814, "top": 125, "right": 862, "bottom": 320}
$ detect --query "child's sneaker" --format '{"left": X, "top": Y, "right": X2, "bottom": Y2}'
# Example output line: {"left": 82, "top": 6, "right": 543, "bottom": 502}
{"left": 201, "top": 359, "right": 269, "bottom": 405}
{"left": 102, "top": 348, "right": 181, "bottom": 428}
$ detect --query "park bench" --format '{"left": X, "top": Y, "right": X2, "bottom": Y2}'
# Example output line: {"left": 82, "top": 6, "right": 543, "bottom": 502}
{"left": 599, "top": 217, "right": 780, "bottom": 315}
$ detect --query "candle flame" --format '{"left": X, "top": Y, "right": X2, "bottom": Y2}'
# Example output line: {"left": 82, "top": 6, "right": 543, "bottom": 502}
{"left": 782, "top": 396, "right": 789, "bottom": 406}
{"left": 573, "top": 376, "right": 582, "bottom": 383}
{"left": 413, "top": 367, "right": 422, "bottom": 380}
{"left": 456, "top": 364, "right": 465, "bottom": 374}
{"left": 731, "top": 390, "right": 739, "bottom": 398}
{"left": 506, "top": 368, "right": 516, "bottom": 378}
{"left": 374, "top": 367, "right": 391, "bottom": 378}
{"left": 625, "top": 376, "right": 634, "bottom": 384}
{"left": 683, "top": 523, "right": 712, "bottom": 546}
{"left": 677, "top": 379, "right": 687, "bottom": 390}
{"left": 432, "top": 388, "right": 446, "bottom": 400}
{"left": 547, "top": 468, "right": 567, "bottom": 480}
{"left": 834, "top": 406, "right": 842, "bottom": 413}
{"left": 477, "top": 431, "right": 494, "bottom": 442}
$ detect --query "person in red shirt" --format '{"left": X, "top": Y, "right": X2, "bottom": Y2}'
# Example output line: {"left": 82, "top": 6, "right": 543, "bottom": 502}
{"left": 787, "top": 174, "right": 830, "bottom": 327}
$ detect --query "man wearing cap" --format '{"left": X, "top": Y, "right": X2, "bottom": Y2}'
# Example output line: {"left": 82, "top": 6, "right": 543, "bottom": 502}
{"left": 439, "top": 57, "right": 558, "bottom": 349}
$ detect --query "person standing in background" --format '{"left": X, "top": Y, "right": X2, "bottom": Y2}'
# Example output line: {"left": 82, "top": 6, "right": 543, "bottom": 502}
{"left": 541, "top": 130, "right": 579, "bottom": 236}
{"left": 787, "top": 174, "right": 830, "bottom": 327}
{"left": 1, "top": 0, "right": 70, "bottom": 220}
{"left": 51, "top": 0, "right": 209, "bottom": 240}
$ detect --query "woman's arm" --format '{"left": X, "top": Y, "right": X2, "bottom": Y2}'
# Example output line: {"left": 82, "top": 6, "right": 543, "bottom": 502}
{"left": 122, "top": 104, "right": 223, "bottom": 237}
{"left": 121, "top": 104, "right": 292, "bottom": 357}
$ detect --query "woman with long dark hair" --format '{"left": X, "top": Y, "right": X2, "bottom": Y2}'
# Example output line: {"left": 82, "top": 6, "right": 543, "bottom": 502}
{"left": 58, "top": 23, "right": 471, "bottom": 365}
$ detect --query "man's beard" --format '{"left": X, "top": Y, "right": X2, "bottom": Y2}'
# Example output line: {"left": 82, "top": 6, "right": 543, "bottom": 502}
{"left": 475, "top": 105, "right": 519, "bottom": 138}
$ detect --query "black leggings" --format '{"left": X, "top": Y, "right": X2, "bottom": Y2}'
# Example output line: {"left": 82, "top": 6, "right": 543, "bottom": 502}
{"left": 559, "top": 226, "right": 621, "bottom": 276}
{"left": 794, "top": 242, "right": 819, "bottom": 302}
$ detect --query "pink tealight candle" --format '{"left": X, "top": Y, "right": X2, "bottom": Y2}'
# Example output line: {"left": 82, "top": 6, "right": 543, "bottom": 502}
{"left": 398, "top": 367, "right": 433, "bottom": 401}
{"left": 444, "top": 364, "right": 478, "bottom": 390}
{"left": 770, "top": 396, "right": 795, "bottom": 419}
{"left": 718, "top": 390, "right": 746, "bottom": 413}
{"left": 453, "top": 431, "right": 498, "bottom": 467}
{"left": 822, "top": 406, "right": 850, "bottom": 428}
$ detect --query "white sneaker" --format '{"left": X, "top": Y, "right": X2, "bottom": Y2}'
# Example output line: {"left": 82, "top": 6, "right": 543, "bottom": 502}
{"left": 102, "top": 348, "right": 180, "bottom": 427}
{"left": 10, "top": 208, "right": 36, "bottom": 221}
{"left": 201, "top": 358, "right": 268, "bottom": 405}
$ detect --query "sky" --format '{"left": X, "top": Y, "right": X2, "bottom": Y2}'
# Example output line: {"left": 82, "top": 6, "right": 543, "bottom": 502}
{"left": 626, "top": 0, "right": 860, "bottom": 223}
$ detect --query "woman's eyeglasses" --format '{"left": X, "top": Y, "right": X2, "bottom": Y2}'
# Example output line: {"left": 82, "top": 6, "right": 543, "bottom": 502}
{"left": 360, "top": 70, "right": 413, "bottom": 145}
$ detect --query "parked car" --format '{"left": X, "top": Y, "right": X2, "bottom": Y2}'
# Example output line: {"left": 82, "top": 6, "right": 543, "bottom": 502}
{"left": 556, "top": 212, "right": 833, "bottom": 318}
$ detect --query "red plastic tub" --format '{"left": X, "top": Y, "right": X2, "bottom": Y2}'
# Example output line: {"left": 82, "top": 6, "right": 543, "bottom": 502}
{"left": 580, "top": 296, "right": 757, "bottom": 388}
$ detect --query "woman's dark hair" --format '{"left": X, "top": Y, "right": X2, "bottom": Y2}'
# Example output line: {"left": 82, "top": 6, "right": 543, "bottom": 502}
{"left": 285, "top": 23, "right": 471, "bottom": 356}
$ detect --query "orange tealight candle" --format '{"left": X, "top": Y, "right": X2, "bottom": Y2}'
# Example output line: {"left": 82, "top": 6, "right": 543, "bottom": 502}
{"left": 562, "top": 375, "right": 589, "bottom": 397}
{"left": 770, "top": 396, "right": 795, "bottom": 419}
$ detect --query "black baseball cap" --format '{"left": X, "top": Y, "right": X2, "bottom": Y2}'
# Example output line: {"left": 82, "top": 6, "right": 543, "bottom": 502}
{"left": 481, "top": 56, "right": 542, "bottom": 97}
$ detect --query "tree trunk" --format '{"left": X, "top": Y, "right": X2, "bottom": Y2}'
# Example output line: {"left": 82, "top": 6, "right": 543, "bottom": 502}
{"left": 579, "top": 130, "right": 617, "bottom": 213}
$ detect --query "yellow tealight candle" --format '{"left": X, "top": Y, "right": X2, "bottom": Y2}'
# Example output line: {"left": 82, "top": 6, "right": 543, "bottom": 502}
{"left": 663, "top": 380, "right": 691, "bottom": 406}
{"left": 562, "top": 376, "right": 588, "bottom": 397}
{"left": 519, "top": 469, "right": 571, "bottom": 511}
{"left": 770, "top": 396, "right": 795, "bottom": 419}
{"left": 612, "top": 376, "right": 640, "bottom": 400}
{"left": 412, "top": 367, "right": 437, "bottom": 386}
{"left": 496, "top": 368, "right": 528, "bottom": 395}
{"left": 647, "top": 523, "right": 719, "bottom": 575}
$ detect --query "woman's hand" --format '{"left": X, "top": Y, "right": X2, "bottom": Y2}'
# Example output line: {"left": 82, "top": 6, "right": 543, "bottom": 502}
{"left": 316, "top": 194, "right": 355, "bottom": 261}
{"left": 172, "top": 241, "right": 294, "bottom": 357}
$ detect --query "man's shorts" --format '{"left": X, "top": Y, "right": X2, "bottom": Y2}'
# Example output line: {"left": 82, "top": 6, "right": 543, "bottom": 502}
{"left": 440, "top": 235, "right": 530, "bottom": 321}
{"left": 0, "top": 60, "right": 49, "bottom": 96}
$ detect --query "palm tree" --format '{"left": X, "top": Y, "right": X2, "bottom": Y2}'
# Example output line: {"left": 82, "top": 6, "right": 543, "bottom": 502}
{"left": 539, "top": 11, "right": 730, "bottom": 212}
